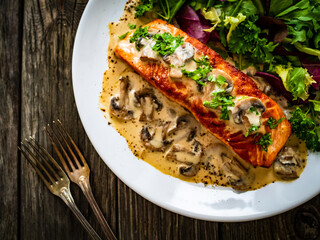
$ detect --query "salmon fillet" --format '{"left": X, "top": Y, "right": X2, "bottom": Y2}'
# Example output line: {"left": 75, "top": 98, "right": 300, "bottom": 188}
{"left": 114, "top": 19, "right": 291, "bottom": 167}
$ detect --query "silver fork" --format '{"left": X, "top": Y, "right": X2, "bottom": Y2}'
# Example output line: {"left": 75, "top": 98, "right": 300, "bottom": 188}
{"left": 46, "top": 120, "right": 117, "bottom": 240}
{"left": 19, "top": 137, "right": 102, "bottom": 240}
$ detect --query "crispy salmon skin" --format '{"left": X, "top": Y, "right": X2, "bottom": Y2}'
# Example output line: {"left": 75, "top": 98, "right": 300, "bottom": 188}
{"left": 114, "top": 19, "right": 291, "bottom": 167}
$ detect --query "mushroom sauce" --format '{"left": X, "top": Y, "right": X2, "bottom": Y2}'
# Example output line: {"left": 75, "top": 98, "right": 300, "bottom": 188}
{"left": 99, "top": 0, "right": 308, "bottom": 191}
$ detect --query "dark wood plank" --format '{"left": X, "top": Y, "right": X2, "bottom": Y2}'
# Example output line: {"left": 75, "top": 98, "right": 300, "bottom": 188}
{"left": 0, "top": 1, "right": 22, "bottom": 239}
{"left": 20, "top": 0, "right": 118, "bottom": 239}
{"left": 219, "top": 196, "right": 320, "bottom": 240}
{"left": 117, "top": 179, "right": 220, "bottom": 240}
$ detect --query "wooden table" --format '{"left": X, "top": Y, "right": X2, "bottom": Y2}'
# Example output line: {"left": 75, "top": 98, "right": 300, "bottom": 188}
{"left": 1, "top": 0, "right": 320, "bottom": 239}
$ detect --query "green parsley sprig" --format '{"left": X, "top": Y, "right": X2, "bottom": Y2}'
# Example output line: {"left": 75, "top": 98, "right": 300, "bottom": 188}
{"left": 208, "top": 75, "right": 227, "bottom": 86}
{"left": 289, "top": 106, "right": 320, "bottom": 151}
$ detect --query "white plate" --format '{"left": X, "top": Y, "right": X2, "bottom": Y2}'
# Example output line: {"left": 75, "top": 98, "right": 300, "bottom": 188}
{"left": 72, "top": 0, "right": 320, "bottom": 222}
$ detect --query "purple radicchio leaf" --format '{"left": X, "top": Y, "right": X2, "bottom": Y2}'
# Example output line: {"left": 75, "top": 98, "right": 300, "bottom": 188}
{"left": 256, "top": 16, "right": 288, "bottom": 43}
{"left": 273, "top": 45, "right": 309, "bottom": 57}
{"left": 255, "top": 71, "right": 309, "bottom": 104}
{"left": 176, "top": 5, "right": 215, "bottom": 43}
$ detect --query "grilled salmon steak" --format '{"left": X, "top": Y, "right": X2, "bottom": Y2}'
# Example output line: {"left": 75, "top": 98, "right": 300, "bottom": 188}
{"left": 114, "top": 19, "right": 291, "bottom": 167}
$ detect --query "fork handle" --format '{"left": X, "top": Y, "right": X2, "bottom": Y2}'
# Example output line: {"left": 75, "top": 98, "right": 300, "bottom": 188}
{"left": 59, "top": 187, "right": 102, "bottom": 240}
{"left": 79, "top": 177, "right": 117, "bottom": 240}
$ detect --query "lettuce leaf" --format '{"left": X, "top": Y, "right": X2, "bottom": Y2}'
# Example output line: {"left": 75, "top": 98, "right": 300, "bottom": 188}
{"left": 275, "top": 0, "right": 320, "bottom": 52}
{"left": 202, "top": 7, "right": 221, "bottom": 32}
{"left": 274, "top": 65, "right": 315, "bottom": 100}
{"left": 310, "top": 100, "right": 320, "bottom": 112}
{"left": 301, "top": 57, "right": 320, "bottom": 90}
{"left": 224, "top": 13, "right": 246, "bottom": 44}
{"left": 269, "top": 0, "right": 293, "bottom": 17}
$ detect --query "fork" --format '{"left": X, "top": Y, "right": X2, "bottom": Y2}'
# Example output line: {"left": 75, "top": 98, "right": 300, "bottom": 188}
{"left": 46, "top": 120, "right": 117, "bottom": 240}
{"left": 19, "top": 137, "right": 102, "bottom": 240}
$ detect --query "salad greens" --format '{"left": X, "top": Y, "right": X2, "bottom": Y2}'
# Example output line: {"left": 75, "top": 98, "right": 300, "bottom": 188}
{"left": 135, "top": 0, "right": 186, "bottom": 23}
{"left": 134, "top": 0, "right": 320, "bottom": 152}
{"left": 289, "top": 105, "right": 320, "bottom": 151}
{"left": 274, "top": 64, "right": 315, "bottom": 100}
{"left": 227, "top": 15, "right": 278, "bottom": 67}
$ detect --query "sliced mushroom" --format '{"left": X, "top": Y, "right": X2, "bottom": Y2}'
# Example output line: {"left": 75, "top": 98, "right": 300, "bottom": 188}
{"left": 241, "top": 66, "right": 257, "bottom": 77}
{"left": 179, "top": 164, "right": 200, "bottom": 177}
{"left": 166, "top": 140, "right": 203, "bottom": 177}
{"left": 110, "top": 76, "right": 134, "bottom": 120}
{"left": 221, "top": 153, "right": 254, "bottom": 191}
{"left": 274, "top": 146, "right": 302, "bottom": 180}
{"left": 201, "top": 70, "right": 234, "bottom": 97}
{"left": 140, "top": 121, "right": 171, "bottom": 152}
{"left": 224, "top": 79, "right": 234, "bottom": 94}
{"left": 135, "top": 32, "right": 154, "bottom": 50}
{"left": 204, "top": 143, "right": 254, "bottom": 190}
{"left": 232, "top": 97, "right": 265, "bottom": 131}
{"left": 163, "top": 42, "right": 194, "bottom": 79}
{"left": 166, "top": 114, "right": 197, "bottom": 142}
{"left": 166, "top": 140, "right": 202, "bottom": 163}
{"left": 135, "top": 88, "right": 163, "bottom": 122}
{"left": 140, "top": 39, "right": 159, "bottom": 62}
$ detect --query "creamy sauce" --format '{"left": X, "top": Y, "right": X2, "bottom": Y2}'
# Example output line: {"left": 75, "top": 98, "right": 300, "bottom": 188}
{"left": 99, "top": 0, "right": 308, "bottom": 191}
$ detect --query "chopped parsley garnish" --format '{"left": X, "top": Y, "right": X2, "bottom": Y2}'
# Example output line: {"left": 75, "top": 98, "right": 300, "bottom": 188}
{"left": 208, "top": 75, "right": 226, "bottom": 86}
{"left": 129, "top": 26, "right": 150, "bottom": 43}
{"left": 118, "top": 32, "right": 129, "bottom": 40}
{"left": 203, "top": 91, "right": 235, "bottom": 120}
{"left": 245, "top": 125, "right": 260, "bottom": 137}
{"left": 266, "top": 116, "right": 285, "bottom": 129}
{"left": 249, "top": 106, "right": 259, "bottom": 115}
{"left": 255, "top": 133, "right": 273, "bottom": 152}
{"left": 128, "top": 23, "right": 136, "bottom": 30}
{"left": 182, "top": 56, "right": 213, "bottom": 85}
{"left": 151, "top": 32, "right": 184, "bottom": 56}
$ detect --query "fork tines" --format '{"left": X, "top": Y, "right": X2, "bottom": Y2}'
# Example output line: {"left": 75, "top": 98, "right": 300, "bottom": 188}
{"left": 46, "top": 120, "right": 88, "bottom": 174}
{"left": 19, "top": 137, "right": 69, "bottom": 194}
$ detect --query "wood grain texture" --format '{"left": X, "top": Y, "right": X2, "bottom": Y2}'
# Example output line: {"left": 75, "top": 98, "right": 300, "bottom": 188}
{"left": 0, "top": 0, "right": 319, "bottom": 239}
{"left": 0, "top": 0, "right": 22, "bottom": 239}
{"left": 20, "top": 0, "right": 117, "bottom": 239}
